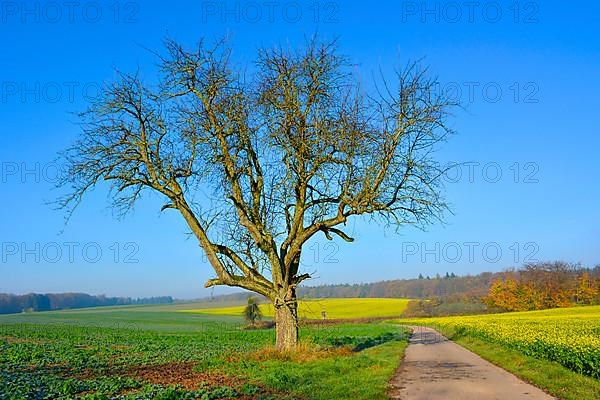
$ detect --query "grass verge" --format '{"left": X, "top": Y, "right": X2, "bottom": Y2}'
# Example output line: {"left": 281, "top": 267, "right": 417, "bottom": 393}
{"left": 230, "top": 338, "right": 409, "bottom": 400}
{"left": 438, "top": 327, "right": 600, "bottom": 400}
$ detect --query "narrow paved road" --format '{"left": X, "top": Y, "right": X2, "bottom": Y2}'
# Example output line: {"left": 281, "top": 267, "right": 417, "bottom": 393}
{"left": 388, "top": 326, "right": 555, "bottom": 400}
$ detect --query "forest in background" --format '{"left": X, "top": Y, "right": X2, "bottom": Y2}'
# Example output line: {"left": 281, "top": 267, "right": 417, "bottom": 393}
{"left": 484, "top": 261, "right": 600, "bottom": 311}
{"left": 0, "top": 293, "right": 173, "bottom": 314}
{"left": 3, "top": 261, "right": 598, "bottom": 316}
{"left": 206, "top": 261, "right": 600, "bottom": 317}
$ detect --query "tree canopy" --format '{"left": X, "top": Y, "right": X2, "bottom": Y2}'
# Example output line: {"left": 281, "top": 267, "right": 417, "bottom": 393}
{"left": 59, "top": 36, "right": 455, "bottom": 348}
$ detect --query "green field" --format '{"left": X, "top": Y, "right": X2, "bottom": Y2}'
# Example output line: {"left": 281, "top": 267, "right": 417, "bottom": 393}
{"left": 6, "top": 300, "right": 597, "bottom": 400}
{"left": 0, "top": 301, "right": 409, "bottom": 399}
{"left": 182, "top": 298, "right": 411, "bottom": 320}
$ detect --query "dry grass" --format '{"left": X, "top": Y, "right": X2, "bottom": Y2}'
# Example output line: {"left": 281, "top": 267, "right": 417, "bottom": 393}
{"left": 239, "top": 321, "right": 275, "bottom": 330}
{"left": 248, "top": 342, "right": 353, "bottom": 363}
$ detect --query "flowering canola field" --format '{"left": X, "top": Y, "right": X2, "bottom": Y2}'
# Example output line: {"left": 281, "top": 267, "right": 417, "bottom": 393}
{"left": 183, "top": 298, "right": 411, "bottom": 319}
{"left": 404, "top": 305, "right": 600, "bottom": 378}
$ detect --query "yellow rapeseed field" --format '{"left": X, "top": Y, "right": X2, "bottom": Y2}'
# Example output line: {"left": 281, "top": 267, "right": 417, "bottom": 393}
{"left": 401, "top": 305, "right": 600, "bottom": 378}
{"left": 182, "top": 298, "right": 411, "bottom": 319}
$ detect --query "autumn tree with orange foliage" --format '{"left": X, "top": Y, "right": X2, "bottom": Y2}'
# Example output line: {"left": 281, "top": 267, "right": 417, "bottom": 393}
{"left": 576, "top": 272, "right": 599, "bottom": 304}
{"left": 484, "top": 262, "right": 600, "bottom": 311}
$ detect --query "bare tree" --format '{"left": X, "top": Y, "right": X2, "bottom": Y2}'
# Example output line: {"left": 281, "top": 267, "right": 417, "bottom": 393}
{"left": 58, "top": 37, "right": 455, "bottom": 349}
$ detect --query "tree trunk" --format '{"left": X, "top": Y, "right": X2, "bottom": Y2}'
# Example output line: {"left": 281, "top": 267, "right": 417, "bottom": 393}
{"left": 274, "top": 289, "right": 299, "bottom": 350}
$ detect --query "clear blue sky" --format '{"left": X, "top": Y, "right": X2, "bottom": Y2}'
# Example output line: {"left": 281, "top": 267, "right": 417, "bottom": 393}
{"left": 1, "top": 0, "right": 599, "bottom": 298}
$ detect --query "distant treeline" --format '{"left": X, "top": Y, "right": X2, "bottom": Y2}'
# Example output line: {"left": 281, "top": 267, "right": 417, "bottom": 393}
{"left": 298, "top": 272, "right": 497, "bottom": 300}
{"left": 201, "top": 262, "right": 600, "bottom": 318}
{"left": 0, "top": 293, "right": 173, "bottom": 315}
{"left": 197, "top": 273, "right": 497, "bottom": 304}
{"left": 484, "top": 261, "right": 600, "bottom": 311}
{"left": 402, "top": 262, "right": 600, "bottom": 317}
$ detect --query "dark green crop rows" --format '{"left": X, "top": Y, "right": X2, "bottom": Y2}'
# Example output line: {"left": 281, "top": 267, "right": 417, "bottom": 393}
{"left": 0, "top": 306, "right": 409, "bottom": 400}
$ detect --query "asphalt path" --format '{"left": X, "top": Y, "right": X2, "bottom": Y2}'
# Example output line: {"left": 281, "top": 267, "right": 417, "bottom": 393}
{"left": 388, "top": 326, "right": 555, "bottom": 400}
